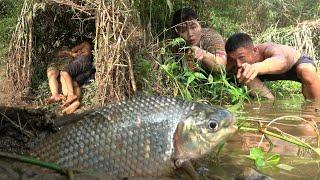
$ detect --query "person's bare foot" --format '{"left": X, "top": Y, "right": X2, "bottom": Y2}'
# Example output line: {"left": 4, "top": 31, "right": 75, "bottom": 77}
{"left": 62, "top": 100, "right": 80, "bottom": 114}
{"left": 61, "top": 94, "right": 78, "bottom": 107}
{"left": 46, "top": 94, "right": 64, "bottom": 104}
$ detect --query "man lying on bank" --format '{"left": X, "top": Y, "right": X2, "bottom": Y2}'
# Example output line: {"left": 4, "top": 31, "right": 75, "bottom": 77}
{"left": 225, "top": 32, "right": 320, "bottom": 100}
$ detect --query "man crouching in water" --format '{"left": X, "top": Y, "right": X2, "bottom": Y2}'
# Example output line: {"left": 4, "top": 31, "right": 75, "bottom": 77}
{"left": 225, "top": 32, "right": 320, "bottom": 100}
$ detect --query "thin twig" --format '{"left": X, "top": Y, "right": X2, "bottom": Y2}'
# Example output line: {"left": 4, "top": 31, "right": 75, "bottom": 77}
{"left": 0, "top": 112, "right": 34, "bottom": 137}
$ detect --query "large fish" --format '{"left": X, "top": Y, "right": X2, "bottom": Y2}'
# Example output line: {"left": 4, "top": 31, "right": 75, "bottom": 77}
{"left": 32, "top": 96, "right": 237, "bottom": 178}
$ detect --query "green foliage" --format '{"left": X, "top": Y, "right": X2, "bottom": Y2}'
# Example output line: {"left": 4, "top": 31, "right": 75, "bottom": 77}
{"left": 265, "top": 80, "right": 302, "bottom": 99}
{"left": 81, "top": 82, "right": 96, "bottom": 107}
{"left": 0, "top": 0, "right": 24, "bottom": 63}
{"left": 209, "top": 11, "right": 239, "bottom": 38}
{"left": 246, "top": 147, "right": 294, "bottom": 171}
{"left": 156, "top": 38, "right": 250, "bottom": 104}
{"left": 246, "top": 147, "right": 280, "bottom": 168}
{"left": 132, "top": 53, "right": 155, "bottom": 92}
{"left": 132, "top": 0, "right": 220, "bottom": 39}
{"left": 254, "top": 25, "right": 296, "bottom": 46}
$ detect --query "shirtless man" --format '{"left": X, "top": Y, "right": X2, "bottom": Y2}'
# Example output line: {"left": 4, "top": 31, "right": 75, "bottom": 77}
{"left": 225, "top": 32, "right": 320, "bottom": 100}
{"left": 172, "top": 7, "right": 227, "bottom": 72}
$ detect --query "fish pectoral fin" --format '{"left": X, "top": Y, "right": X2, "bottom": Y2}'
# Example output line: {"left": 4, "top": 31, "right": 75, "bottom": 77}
{"left": 175, "top": 159, "right": 199, "bottom": 180}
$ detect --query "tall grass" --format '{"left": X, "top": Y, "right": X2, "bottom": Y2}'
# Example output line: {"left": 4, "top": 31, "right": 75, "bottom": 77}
{"left": 0, "top": 0, "right": 24, "bottom": 63}
{"left": 134, "top": 37, "right": 251, "bottom": 105}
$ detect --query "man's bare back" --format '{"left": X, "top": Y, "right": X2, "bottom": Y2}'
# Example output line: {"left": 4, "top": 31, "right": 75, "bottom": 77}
{"left": 257, "top": 43, "right": 301, "bottom": 67}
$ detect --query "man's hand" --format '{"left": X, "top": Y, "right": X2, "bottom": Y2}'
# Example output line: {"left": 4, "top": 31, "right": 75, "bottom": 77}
{"left": 191, "top": 46, "right": 205, "bottom": 61}
{"left": 237, "top": 63, "right": 260, "bottom": 84}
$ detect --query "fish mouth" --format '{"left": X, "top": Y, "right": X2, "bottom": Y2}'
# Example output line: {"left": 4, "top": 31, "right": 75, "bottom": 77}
{"left": 228, "top": 124, "right": 238, "bottom": 135}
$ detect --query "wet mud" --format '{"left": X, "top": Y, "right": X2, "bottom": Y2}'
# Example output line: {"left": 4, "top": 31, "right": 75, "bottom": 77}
{"left": 0, "top": 106, "right": 57, "bottom": 154}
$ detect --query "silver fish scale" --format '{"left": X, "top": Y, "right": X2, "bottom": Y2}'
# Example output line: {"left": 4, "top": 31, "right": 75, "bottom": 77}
{"left": 33, "top": 96, "right": 195, "bottom": 177}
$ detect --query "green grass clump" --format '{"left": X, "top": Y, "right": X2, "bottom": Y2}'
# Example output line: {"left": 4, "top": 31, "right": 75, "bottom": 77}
{"left": 265, "top": 80, "right": 302, "bottom": 99}
{"left": 0, "top": 0, "right": 24, "bottom": 63}
{"left": 133, "top": 37, "right": 251, "bottom": 105}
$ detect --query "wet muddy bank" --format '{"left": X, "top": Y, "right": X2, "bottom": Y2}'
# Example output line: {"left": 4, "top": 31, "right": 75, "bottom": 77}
{"left": 0, "top": 106, "right": 57, "bottom": 154}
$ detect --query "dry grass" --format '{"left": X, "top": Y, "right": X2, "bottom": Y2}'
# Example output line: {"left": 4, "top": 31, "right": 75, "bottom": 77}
{"left": 255, "top": 19, "right": 320, "bottom": 61}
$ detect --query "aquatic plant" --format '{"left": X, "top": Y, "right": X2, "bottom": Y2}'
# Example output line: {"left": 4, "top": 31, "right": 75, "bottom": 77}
{"left": 239, "top": 115, "right": 320, "bottom": 156}
{"left": 246, "top": 147, "right": 294, "bottom": 171}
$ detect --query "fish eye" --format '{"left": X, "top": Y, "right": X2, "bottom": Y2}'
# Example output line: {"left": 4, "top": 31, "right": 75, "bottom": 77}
{"left": 208, "top": 120, "right": 219, "bottom": 131}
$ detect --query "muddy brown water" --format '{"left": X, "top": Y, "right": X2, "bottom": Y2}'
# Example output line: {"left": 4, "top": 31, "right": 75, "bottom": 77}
{"left": 1, "top": 98, "right": 320, "bottom": 179}
{"left": 215, "top": 98, "right": 320, "bottom": 180}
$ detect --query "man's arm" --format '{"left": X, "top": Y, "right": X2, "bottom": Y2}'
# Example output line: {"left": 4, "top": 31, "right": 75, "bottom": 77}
{"left": 71, "top": 41, "right": 91, "bottom": 56}
{"left": 191, "top": 46, "right": 227, "bottom": 72}
{"left": 57, "top": 49, "right": 77, "bottom": 58}
{"left": 253, "top": 46, "right": 293, "bottom": 75}
{"left": 238, "top": 45, "right": 295, "bottom": 84}
{"left": 246, "top": 77, "right": 275, "bottom": 100}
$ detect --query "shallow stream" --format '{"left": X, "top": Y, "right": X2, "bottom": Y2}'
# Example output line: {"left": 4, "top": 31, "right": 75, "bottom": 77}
{"left": 209, "top": 98, "right": 320, "bottom": 179}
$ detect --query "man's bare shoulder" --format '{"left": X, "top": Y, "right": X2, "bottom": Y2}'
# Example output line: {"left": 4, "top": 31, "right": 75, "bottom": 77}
{"left": 258, "top": 42, "right": 278, "bottom": 51}
{"left": 258, "top": 42, "right": 300, "bottom": 63}
{"left": 258, "top": 43, "right": 288, "bottom": 57}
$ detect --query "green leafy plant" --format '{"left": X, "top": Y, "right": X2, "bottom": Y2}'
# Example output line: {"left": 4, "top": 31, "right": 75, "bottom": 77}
{"left": 246, "top": 147, "right": 280, "bottom": 168}
{"left": 246, "top": 147, "right": 294, "bottom": 171}
{"left": 157, "top": 38, "right": 251, "bottom": 104}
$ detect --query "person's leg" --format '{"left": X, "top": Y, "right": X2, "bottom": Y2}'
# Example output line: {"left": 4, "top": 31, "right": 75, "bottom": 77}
{"left": 60, "top": 71, "right": 78, "bottom": 106}
{"left": 60, "top": 75, "right": 68, "bottom": 97}
{"left": 46, "top": 69, "right": 63, "bottom": 104}
{"left": 296, "top": 63, "right": 320, "bottom": 100}
{"left": 62, "top": 81, "right": 81, "bottom": 114}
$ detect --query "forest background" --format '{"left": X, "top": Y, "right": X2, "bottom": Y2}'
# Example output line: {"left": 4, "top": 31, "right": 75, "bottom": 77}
{"left": 0, "top": 0, "right": 319, "bottom": 112}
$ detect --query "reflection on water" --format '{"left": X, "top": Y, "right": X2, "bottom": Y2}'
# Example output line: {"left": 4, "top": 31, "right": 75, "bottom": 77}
{"left": 206, "top": 98, "right": 320, "bottom": 179}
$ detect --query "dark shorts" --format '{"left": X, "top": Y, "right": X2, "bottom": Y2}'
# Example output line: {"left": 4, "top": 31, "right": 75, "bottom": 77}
{"left": 258, "top": 54, "right": 316, "bottom": 83}
{"left": 47, "top": 57, "right": 73, "bottom": 72}
{"left": 74, "top": 68, "right": 96, "bottom": 86}
{"left": 63, "top": 55, "right": 93, "bottom": 85}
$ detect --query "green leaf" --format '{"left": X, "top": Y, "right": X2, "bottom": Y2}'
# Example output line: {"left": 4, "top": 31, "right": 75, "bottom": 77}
{"left": 187, "top": 74, "right": 196, "bottom": 85}
{"left": 171, "top": 62, "right": 178, "bottom": 70}
{"left": 208, "top": 74, "right": 213, "bottom": 83}
{"left": 184, "top": 71, "right": 192, "bottom": 77}
{"left": 247, "top": 147, "right": 281, "bottom": 169}
{"left": 255, "top": 158, "right": 266, "bottom": 167}
{"left": 166, "top": 0, "right": 173, "bottom": 15}
{"left": 160, "top": 47, "right": 166, "bottom": 55}
{"left": 170, "top": 37, "right": 185, "bottom": 47}
{"left": 266, "top": 154, "right": 280, "bottom": 165}
{"left": 194, "top": 72, "right": 207, "bottom": 80}
{"left": 161, "top": 64, "right": 169, "bottom": 72}
{"left": 276, "top": 164, "right": 294, "bottom": 171}
{"left": 249, "top": 147, "right": 265, "bottom": 159}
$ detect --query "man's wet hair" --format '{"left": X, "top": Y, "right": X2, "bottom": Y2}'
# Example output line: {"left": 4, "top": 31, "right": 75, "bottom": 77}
{"left": 172, "top": 7, "right": 198, "bottom": 27}
{"left": 225, "top": 33, "right": 254, "bottom": 53}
